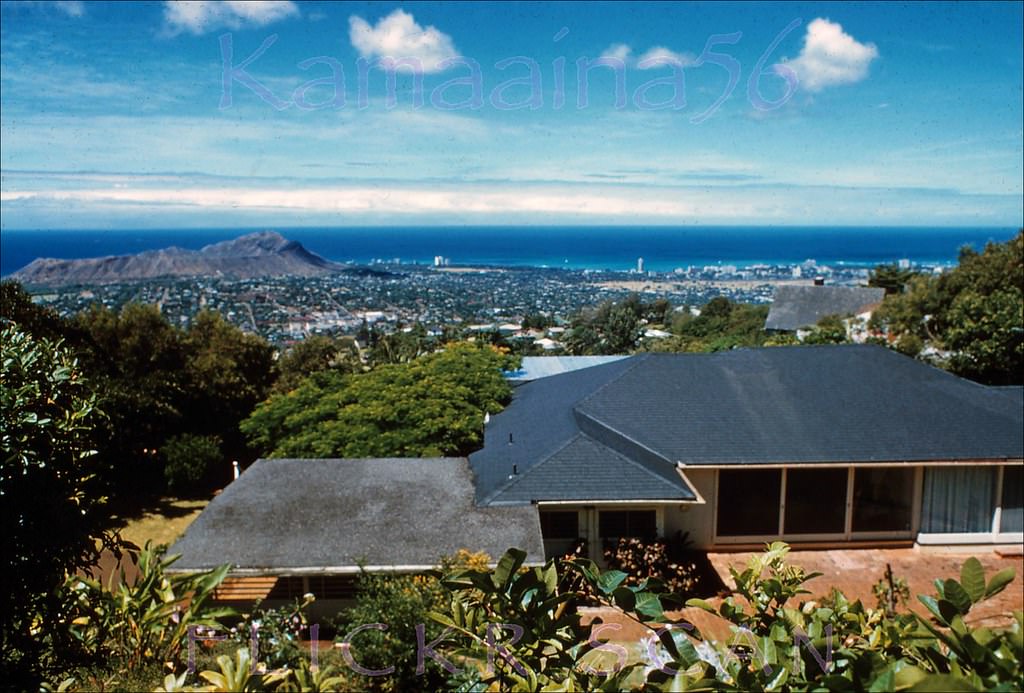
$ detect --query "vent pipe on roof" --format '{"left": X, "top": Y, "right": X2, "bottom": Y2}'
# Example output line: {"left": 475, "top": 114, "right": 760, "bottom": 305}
{"left": 484, "top": 412, "right": 490, "bottom": 425}
{"left": 232, "top": 460, "right": 240, "bottom": 480}
{"left": 508, "top": 432, "right": 513, "bottom": 445}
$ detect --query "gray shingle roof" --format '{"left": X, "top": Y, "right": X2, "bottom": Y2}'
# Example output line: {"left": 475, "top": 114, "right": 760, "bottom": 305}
{"left": 482, "top": 434, "right": 691, "bottom": 504}
{"left": 167, "top": 458, "right": 544, "bottom": 573}
{"left": 470, "top": 356, "right": 696, "bottom": 505}
{"left": 470, "top": 346, "right": 1023, "bottom": 506}
{"left": 765, "top": 285, "right": 885, "bottom": 331}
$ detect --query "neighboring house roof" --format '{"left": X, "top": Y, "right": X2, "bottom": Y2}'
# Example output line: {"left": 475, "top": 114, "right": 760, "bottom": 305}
{"left": 505, "top": 355, "right": 630, "bottom": 384}
{"left": 471, "top": 346, "right": 1023, "bottom": 505}
{"left": 473, "top": 356, "right": 698, "bottom": 505}
{"left": 167, "top": 458, "right": 544, "bottom": 574}
{"left": 765, "top": 285, "right": 886, "bottom": 331}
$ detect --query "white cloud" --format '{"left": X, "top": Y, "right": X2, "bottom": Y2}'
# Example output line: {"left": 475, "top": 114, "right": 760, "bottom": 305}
{"left": 54, "top": 1, "right": 85, "bottom": 18}
{"left": 348, "top": 9, "right": 459, "bottom": 73}
{"left": 636, "top": 46, "right": 695, "bottom": 69}
{"left": 599, "top": 44, "right": 632, "bottom": 63}
{"left": 598, "top": 43, "right": 694, "bottom": 69}
{"left": 783, "top": 18, "right": 879, "bottom": 92}
{"left": 163, "top": 1, "right": 298, "bottom": 35}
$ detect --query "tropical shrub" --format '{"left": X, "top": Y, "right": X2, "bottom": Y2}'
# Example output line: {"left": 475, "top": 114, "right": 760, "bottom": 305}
{"left": 231, "top": 594, "right": 315, "bottom": 670}
{"left": 59, "top": 542, "right": 232, "bottom": 672}
{"left": 334, "top": 550, "right": 490, "bottom": 692}
{"left": 431, "top": 543, "right": 1022, "bottom": 692}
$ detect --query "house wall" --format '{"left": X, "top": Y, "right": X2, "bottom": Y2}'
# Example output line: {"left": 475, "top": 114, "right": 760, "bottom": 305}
{"left": 663, "top": 468, "right": 716, "bottom": 549}
{"left": 537, "top": 463, "right": 1022, "bottom": 556}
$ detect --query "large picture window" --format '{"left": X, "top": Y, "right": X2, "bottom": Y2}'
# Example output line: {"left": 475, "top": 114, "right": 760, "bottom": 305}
{"left": 599, "top": 510, "right": 656, "bottom": 540}
{"left": 540, "top": 510, "right": 579, "bottom": 539}
{"left": 715, "top": 464, "right": 1021, "bottom": 544}
{"left": 852, "top": 467, "right": 915, "bottom": 533}
{"left": 716, "top": 469, "right": 781, "bottom": 537}
{"left": 784, "top": 468, "right": 847, "bottom": 534}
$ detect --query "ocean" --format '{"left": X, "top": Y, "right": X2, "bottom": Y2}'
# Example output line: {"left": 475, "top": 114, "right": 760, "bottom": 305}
{"left": 1, "top": 226, "right": 1018, "bottom": 277}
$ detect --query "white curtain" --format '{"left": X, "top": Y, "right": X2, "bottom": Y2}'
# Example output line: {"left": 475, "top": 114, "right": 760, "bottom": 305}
{"left": 921, "top": 467, "right": 996, "bottom": 534}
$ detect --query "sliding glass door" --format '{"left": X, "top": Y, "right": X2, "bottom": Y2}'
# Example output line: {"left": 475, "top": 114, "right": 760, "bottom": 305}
{"left": 999, "top": 465, "right": 1023, "bottom": 534}
{"left": 716, "top": 469, "right": 782, "bottom": 537}
{"left": 715, "top": 466, "right": 917, "bottom": 544}
{"left": 852, "top": 467, "right": 915, "bottom": 533}
{"left": 784, "top": 469, "right": 847, "bottom": 535}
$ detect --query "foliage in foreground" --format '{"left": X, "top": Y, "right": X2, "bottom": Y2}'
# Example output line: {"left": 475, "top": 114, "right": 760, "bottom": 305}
{"left": 60, "top": 542, "right": 233, "bottom": 672}
{"left": 432, "top": 543, "right": 1021, "bottom": 691}
{"left": 0, "top": 325, "right": 115, "bottom": 686}
{"left": 332, "top": 549, "right": 491, "bottom": 692}
{"left": 40, "top": 543, "right": 1021, "bottom": 692}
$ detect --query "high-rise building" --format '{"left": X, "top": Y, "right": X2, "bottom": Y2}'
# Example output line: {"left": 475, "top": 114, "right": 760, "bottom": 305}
{"left": 637, "top": 257, "right": 644, "bottom": 273}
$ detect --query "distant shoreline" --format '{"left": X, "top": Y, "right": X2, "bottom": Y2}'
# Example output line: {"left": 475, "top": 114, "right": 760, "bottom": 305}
{"left": 2, "top": 225, "right": 1017, "bottom": 278}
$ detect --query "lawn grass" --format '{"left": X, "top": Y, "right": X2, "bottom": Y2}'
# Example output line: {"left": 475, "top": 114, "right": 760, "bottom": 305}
{"left": 114, "top": 496, "right": 208, "bottom": 549}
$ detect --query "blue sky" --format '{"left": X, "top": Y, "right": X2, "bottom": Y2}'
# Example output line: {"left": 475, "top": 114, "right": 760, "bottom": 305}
{"left": 1, "top": 0, "right": 1021, "bottom": 229}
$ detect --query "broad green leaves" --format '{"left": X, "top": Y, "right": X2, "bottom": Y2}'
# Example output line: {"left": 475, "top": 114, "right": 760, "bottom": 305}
{"left": 431, "top": 545, "right": 1021, "bottom": 693}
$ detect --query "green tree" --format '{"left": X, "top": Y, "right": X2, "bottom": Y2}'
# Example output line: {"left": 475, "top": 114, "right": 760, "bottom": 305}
{"left": 181, "top": 310, "right": 277, "bottom": 468}
{"left": 241, "top": 342, "right": 517, "bottom": 458}
{"left": 802, "top": 314, "right": 850, "bottom": 345}
{"left": 368, "top": 323, "right": 434, "bottom": 366}
{"left": 0, "top": 326, "right": 115, "bottom": 686}
{"left": 161, "top": 433, "right": 222, "bottom": 496}
{"left": 870, "top": 231, "right": 1023, "bottom": 384}
{"left": 937, "top": 233, "right": 1024, "bottom": 384}
{"left": 273, "top": 334, "right": 363, "bottom": 394}
{"left": 565, "top": 293, "right": 652, "bottom": 355}
{"left": 0, "top": 280, "right": 77, "bottom": 344}
{"left": 869, "top": 263, "right": 920, "bottom": 295}
{"left": 662, "top": 299, "right": 770, "bottom": 352}
{"left": 73, "top": 303, "right": 188, "bottom": 499}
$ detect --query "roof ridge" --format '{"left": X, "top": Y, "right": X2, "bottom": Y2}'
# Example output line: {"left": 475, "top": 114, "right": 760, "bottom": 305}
{"left": 575, "top": 353, "right": 651, "bottom": 411}
{"left": 477, "top": 432, "right": 585, "bottom": 505}
{"left": 484, "top": 433, "right": 692, "bottom": 505}
{"left": 573, "top": 433, "right": 690, "bottom": 493}
{"left": 573, "top": 407, "right": 680, "bottom": 481}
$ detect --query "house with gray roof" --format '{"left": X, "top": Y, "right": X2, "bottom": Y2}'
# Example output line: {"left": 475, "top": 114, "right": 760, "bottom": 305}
{"left": 167, "top": 458, "right": 544, "bottom": 611}
{"left": 765, "top": 284, "right": 885, "bottom": 333}
{"left": 472, "top": 345, "right": 1021, "bottom": 559}
{"left": 169, "top": 346, "right": 1022, "bottom": 600}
